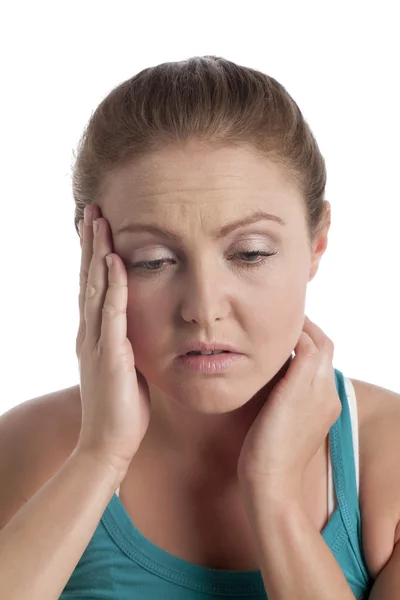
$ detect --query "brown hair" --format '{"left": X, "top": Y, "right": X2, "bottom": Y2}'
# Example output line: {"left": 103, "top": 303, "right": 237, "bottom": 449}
{"left": 72, "top": 55, "right": 328, "bottom": 248}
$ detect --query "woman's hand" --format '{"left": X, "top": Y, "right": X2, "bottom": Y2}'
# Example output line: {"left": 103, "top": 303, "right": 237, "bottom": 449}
{"left": 75, "top": 204, "right": 151, "bottom": 479}
{"left": 237, "top": 316, "right": 341, "bottom": 500}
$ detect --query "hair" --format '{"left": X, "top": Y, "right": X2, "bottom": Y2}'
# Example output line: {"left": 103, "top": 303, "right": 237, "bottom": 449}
{"left": 72, "top": 55, "right": 328, "bottom": 249}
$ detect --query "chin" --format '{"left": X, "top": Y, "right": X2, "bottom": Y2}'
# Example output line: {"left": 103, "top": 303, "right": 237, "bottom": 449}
{"left": 142, "top": 350, "right": 295, "bottom": 414}
{"left": 155, "top": 372, "right": 279, "bottom": 415}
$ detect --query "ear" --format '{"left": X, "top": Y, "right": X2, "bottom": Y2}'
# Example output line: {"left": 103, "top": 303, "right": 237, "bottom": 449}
{"left": 308, "top": 201, "right": 331, "bottom": 282}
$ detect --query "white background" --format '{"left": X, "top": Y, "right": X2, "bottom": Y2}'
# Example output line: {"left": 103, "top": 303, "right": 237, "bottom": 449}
{"left": 1, "top": 1, "right": 399, "bottom": 415}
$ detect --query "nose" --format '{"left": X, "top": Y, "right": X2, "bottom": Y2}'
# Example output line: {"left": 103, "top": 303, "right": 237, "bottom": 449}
{"left": 179, "top": 263, "right": 230, "bottom": 326}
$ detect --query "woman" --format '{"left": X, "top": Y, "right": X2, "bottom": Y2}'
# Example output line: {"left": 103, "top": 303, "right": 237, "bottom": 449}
{"left": 1, "top": 55, "right": 399, "bottom": 599}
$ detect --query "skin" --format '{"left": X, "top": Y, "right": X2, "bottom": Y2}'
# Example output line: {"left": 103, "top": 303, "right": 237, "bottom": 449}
{"left": 97, "top": 140, "right": 331, "bottom": 485}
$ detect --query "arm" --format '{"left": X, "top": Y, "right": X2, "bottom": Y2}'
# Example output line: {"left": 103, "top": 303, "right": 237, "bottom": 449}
{"left": 240, "top": 486, "right": 357, "bottom": 600}
{"left": 0, "top": 450, "right": 125, "bottom": 600}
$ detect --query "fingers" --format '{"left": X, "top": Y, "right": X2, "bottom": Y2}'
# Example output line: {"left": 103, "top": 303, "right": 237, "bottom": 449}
{"left": 282, "top": 317, "right": 333, "bottom": 393}
{"left": 302, "top": 316, "right": 334, "bottom": 359}
{"left": 84, "top": 215, "right": 113, "bottom": 347}
{"left": 100, "top": 251, "right": 129, "bottom": 354}
{"left": 77, "top": 204, "right": 104, "bottom": 350}
{"left": 300, "top": 316, "right": 335, "bottom": 382}
{"left": 77, "top": 204, "right": 129, "bottom": 357}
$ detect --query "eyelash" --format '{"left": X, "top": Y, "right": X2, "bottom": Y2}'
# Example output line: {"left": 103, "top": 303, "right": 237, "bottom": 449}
{"left": 130, "top": 250, "right": 277, "bottom": 272}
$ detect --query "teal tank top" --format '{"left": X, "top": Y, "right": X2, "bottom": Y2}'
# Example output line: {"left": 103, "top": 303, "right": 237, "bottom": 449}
{"left": 60, "top": 367, "right": 374, "bottom": 599}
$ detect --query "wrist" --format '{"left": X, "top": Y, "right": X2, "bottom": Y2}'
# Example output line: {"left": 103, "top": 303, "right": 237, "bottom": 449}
{"left": 72, "top": 447, "right": 129, "bottom": 485}
{"left": 239, "top": 478, "right": 302, "bottom": 518}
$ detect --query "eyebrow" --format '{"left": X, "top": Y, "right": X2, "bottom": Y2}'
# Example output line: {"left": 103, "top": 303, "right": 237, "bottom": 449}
{"left": 114, "top": 210, "right": 286, "bottom": 241}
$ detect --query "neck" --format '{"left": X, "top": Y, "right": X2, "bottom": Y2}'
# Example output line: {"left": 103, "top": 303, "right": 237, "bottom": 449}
{"left": 137, "top": 357, "right": 293, "bottom": 483}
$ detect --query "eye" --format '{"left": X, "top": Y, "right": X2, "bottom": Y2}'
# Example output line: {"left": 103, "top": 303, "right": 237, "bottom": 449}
{"left": 128, "top": 249, "right": 277, "bottom": 272}
{"left": 233, "top": 250, "right": 277, "bottom": 267}
{"left": 132, "top": 258, "right": 174, "bottom": 271}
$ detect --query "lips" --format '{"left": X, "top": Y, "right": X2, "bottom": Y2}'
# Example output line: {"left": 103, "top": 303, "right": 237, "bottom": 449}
{"left": 186, "top": 350, "right": 230, "bottom": 355}
{"left": 175, "top": 350, "right": 245, "bottom": 372}
{"left": 177, "top": 342, "right": 242, "bottom": 356}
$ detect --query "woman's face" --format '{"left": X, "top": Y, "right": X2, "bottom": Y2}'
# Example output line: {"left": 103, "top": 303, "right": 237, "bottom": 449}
{"left": 101, "top": 142, "right": 329, "bottom": 414}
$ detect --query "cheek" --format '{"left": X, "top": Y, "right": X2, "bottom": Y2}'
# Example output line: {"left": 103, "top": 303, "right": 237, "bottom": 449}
{"left": 125, "top": 288, "right": 169, "bottom": 361}
{"left": 126, "top": 298, "right": 160, "bottom": 333}
{"left": 251, "top": 268, "right": 308, "bottom": 347}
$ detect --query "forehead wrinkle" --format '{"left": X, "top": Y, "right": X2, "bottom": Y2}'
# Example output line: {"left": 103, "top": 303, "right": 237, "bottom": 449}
{"left": 116, "top": 196, "right": 247, "bottom": 236}
{"left": 113, "top": 207, "right": 286, "bottom": 249}
{"left": 103, "top": 163, "right": 298, "bottom": 241}
{"left": 118, "top": 185, "right": 254, "bottom": 208}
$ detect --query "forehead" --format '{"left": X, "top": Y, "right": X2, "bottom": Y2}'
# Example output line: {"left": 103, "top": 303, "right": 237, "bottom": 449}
{"left": 100, "top": 143, "right": 303, "bottom": 228}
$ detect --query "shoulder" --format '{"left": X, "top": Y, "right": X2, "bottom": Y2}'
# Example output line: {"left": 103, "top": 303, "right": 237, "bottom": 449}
{"left": 0, "top": 385, "right": 81, "bottom": 527}
{"left": 350, "top": 377, "right": 400, "bottom": 579}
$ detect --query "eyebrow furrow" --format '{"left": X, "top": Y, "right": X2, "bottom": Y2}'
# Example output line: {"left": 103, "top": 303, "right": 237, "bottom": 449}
{"left": 114, "top": 210, "right": 286, "bottom": 240}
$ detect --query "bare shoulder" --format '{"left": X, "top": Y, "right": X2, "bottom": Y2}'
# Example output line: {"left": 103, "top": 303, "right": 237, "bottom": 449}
{"left": 0, "top": 385, "right": 81, "bottom": 527}
{"left": 350, "top": 377, "right": 400, "bottom": 579}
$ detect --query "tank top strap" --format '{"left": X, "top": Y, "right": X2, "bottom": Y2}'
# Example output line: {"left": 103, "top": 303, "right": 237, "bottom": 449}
{"left": 330, "top": 367, "right": 368, "bottom": 578}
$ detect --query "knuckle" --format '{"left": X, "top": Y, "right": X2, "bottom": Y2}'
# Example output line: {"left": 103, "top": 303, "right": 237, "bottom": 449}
{"left": 86, "top": 283, "right": 98, "bottom": 299}
{"left": 102, "top": 303, "right": 125, "bottom": 317}
{"left": 108, "top": 281, "right": 128, "bottom": 290}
